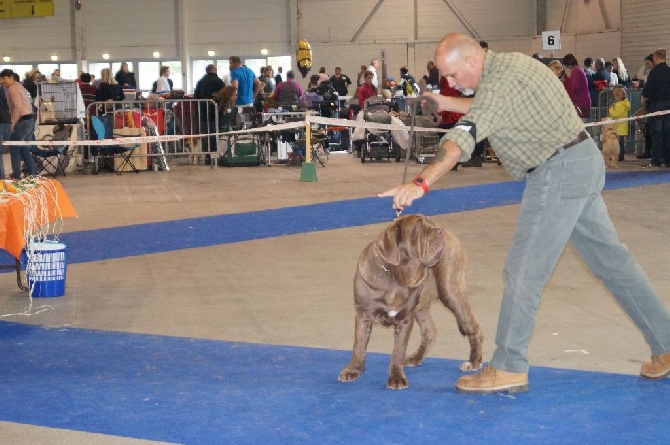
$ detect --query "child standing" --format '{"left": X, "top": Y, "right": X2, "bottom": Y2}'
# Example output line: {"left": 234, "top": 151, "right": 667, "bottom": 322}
{"left": 608, "top": 86, "right": 631, "bottom": 161}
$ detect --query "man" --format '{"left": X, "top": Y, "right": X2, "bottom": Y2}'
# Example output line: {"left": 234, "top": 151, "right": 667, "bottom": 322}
{"left": 368, "top": 59, "right": 379, "bottom": 89}
{"left": 194, "top": 64, "right": 225, "bottom": 163}
{"left": 229, "top": 56, "right": 263, "bottom": 107}
{"left": 114, "top": 62, "right": 136, "bottom": 89}
{"left": 379, "top": 33, "right": 670, "bottom": 394}
{"left": 641, "top": 48, "right": 670, "bottom": 168}
{"left": 273, "top": 70, "right": 303, "bottom": 108}
{"left": 590, "top": 57, "right": 611, "bottom": 106}
{"left": 583, "top": 57, "right": 595, "bottom": 78}
{"left": 274, "top": 66, "right": 284, "bottom": 86}
{"left": 398, "top": 67, "right": 418, "bottom": 96}
{"left": 0, "top": 69, "right": 38, "bottom": 179}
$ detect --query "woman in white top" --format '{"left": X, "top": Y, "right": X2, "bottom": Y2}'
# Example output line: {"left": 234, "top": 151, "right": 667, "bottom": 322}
{"left": 155, "top": 66, "right": 172, "bottom": 96}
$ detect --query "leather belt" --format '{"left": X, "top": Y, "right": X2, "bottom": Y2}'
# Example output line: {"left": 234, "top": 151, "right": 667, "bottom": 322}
{"left": 527, "top": 130, "right": 590, "bottom": 174}
{"left": 18, "top": 114, "right": 33, "bottom": 122}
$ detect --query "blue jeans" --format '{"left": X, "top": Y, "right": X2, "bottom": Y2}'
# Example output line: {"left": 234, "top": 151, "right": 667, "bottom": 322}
{"left": 0, "top": 122, "right": 10, "bottom": 178}
{"left": 491, "top": 138, "right": 670, "bottom": 373}
{"left": 9, "top": 118, "right": 38, "bottom": 179}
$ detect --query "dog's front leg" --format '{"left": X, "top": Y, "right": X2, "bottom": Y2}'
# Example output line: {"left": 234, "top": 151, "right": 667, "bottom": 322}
{"left": 338, "top": 313, "right": 374, "bottom": 382}
{"left": 387, "top": 314, "right": 415, "bottom": 389}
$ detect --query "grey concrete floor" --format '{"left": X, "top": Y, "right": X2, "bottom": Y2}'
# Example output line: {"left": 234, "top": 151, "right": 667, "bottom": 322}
{"left": 1, "top": 151, "right": 668, "bottom": 444}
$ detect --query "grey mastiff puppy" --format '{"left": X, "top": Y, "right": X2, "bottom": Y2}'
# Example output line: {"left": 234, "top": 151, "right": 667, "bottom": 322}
{"left": 338, "top": 214, "right": 483, "bottom": 389}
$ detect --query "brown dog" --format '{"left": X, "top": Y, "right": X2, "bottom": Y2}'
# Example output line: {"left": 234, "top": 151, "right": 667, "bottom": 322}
{"left": 338, "top": 214, "right": 483, "bottom": 389}
{"left": 601, "top": 120, "right": 619, "bottom": 169}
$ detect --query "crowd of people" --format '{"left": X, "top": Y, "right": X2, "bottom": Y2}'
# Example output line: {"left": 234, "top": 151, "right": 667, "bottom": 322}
{"left": 545, "top": 50, "right": 670, "bottom": 167}
{"left": 1, "top": 43, "right": 668, "bottom": 176}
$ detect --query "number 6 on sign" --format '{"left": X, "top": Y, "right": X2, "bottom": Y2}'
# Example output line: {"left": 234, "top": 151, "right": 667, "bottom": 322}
{"left": 542, "top": 31, "right": 561, "bottom": 51}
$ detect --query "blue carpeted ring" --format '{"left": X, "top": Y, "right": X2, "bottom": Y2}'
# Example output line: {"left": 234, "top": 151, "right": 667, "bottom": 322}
{"left": 0, "top": 322, "right": 668, "bottom": 444}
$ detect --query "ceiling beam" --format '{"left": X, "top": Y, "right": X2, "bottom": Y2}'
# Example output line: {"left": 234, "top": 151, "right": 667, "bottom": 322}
{"left": 441, "top": 0, "right": 479, "bottom": 39}
{"left": 350, "top": 0, "right": 386, "bottom": 43}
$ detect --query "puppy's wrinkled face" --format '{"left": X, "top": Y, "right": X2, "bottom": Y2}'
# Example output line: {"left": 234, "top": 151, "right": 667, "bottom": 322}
{"left": 375, "top": 215, "right": 446, "bottom": 287}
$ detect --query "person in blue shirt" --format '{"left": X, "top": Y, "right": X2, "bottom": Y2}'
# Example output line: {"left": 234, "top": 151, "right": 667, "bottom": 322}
{"left": 229, "top": 56, "right": 263, "bottom": 107}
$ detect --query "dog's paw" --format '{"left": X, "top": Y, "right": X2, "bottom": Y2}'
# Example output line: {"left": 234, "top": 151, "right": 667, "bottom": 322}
{"left": 459, "top": 361, "right": 483, "bottom": 372}
{"left": 386, "top": 374, "right": 409, "bottom": 390}
{"left": 338, "top": 367, "right": 362, "bottom": 382}
{"left": 404, "top": 355, "right": 425, "bottom": 367}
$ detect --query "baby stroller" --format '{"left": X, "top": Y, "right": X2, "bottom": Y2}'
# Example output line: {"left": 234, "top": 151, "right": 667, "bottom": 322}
{"left": 361, "top": 97, "right": 401, "bottom": 163}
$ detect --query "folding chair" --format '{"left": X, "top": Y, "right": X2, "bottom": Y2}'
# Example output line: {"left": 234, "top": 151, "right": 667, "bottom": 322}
{"left": 89, "top": 115, "right": 140, "bottom": 174}
{"left": 30, "top": 124, "right": 73, "bottom": 176}
{"left": 30, "top": 144, "right": 68, "bottom": 176}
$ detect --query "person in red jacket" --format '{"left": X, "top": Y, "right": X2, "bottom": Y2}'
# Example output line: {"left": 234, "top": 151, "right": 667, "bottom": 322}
{"left": 357, "top": 71, "right": 377, "bottom": 108}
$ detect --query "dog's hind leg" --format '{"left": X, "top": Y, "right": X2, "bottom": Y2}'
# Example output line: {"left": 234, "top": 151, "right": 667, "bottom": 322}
{"left": 338, "top": 313, "right": 374, "bottom": 382}
{"left": 405, "top": 306, "right": 436, "bottom": 367}
{"left": 438, "top": 276, "right": 484, "bottom": 371}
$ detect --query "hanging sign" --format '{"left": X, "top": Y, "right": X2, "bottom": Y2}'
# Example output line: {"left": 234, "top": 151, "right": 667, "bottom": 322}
{"left": 541, "top": 30, "right": 561, "bottom": 51}
{"left": 0, "top": 0, "right": 55, "bottom": 19}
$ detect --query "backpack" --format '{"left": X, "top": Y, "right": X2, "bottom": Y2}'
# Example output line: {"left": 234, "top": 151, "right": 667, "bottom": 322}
{"left": 402, "top": 75, "right": 418, "bottom": 96}
{"left": 405, "top": 80, "right": 414, "bottom": 96}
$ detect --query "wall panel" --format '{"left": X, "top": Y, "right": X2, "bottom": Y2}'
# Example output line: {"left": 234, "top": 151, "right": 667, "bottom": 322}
{"left": 83, "top": 0, "right": 177, "bottom": 60}
{"left": 622, "top": 0, "right": 670, "bottom": 74}
{"left": 0, "top": 0, "right": 634, "bottom": 93}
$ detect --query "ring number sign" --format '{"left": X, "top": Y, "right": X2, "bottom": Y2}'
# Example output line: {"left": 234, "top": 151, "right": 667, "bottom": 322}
{"left": 542, "top": 31, "right": 561, "bottom": 51}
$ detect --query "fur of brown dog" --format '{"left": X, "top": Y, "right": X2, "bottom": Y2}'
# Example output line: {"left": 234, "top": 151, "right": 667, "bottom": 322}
{"left": 338, "top": 214, "right": 483, "bottom": 390}
{"left": 601, "top": 120, "right": 619, "bottom": 168}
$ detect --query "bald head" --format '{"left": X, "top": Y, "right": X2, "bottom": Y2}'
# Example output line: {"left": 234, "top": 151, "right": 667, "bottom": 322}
{"left": 434, "top": 33, "right": 487, "bottom": 93}
{"left": 436, "top": 33, "right": 485, "bottom": 65}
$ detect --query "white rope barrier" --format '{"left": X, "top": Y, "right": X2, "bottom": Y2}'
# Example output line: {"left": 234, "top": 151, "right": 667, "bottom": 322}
{"left": 3, "top": 107, "right": 667, "bottom": 146}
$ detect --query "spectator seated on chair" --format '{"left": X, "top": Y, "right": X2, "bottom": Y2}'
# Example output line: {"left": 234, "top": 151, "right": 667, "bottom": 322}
{"left": 89, "top": 114, "right": 140, "bottom": 174}
{"left": 273, "top": 70, "right": 303, "bottom": 109}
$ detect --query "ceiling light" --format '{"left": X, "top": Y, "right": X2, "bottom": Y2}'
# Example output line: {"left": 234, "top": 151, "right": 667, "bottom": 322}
{"left": 2, "top": 56, "right": 10, "bottom": 62}
{"left": 207, "top": 50, "right": 215, "bottom": 57}
{"left": 50, "top": 55, "right": 58, "bottom": 61}
{"left": 102, "top": 53, "right": 110, "bottom": 60}
{"left": 260, "top": 48, "right": 269, "bottom": 56}
{"left": 152, "top": 51, "right": 160, "bottom": 58}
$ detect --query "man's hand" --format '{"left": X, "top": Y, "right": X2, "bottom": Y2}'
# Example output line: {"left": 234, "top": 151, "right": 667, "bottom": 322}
{"left": 378, "top": 183, "right": 426, "bottom": 211}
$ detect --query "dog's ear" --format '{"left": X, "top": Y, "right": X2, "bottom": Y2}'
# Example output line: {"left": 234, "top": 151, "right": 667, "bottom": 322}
{"left": 421, "top": 227, "right": 446, "bottom": 267}
{"left": 376, "top": 223, "right": 400, "bottom": 266}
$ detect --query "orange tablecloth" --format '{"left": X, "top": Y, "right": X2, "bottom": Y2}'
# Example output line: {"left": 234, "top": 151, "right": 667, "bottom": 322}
{"left": 0, "top": 179, "right": 77, "bottom": 259}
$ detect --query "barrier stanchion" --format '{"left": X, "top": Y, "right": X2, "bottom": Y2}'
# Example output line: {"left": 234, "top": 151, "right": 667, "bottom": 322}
{"left": 300, "top": 111, "right": 317, "bottom": 182}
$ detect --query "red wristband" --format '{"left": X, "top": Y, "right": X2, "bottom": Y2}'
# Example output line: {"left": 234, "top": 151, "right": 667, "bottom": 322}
{"left": 413, "top": 177, "right": 429, "bottom": 194}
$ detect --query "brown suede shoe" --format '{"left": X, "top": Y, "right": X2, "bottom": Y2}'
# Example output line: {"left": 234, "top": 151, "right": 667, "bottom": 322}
{"left": 456, "top": 364, "right": 529, "bottom": 394}
{"left": 640, "top": 352, "right": 670, "bottom": 379}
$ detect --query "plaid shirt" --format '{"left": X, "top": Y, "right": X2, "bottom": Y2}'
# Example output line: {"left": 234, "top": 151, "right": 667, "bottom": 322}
{"left": 443, "top": 51, "right": 585, "bottom": 179}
